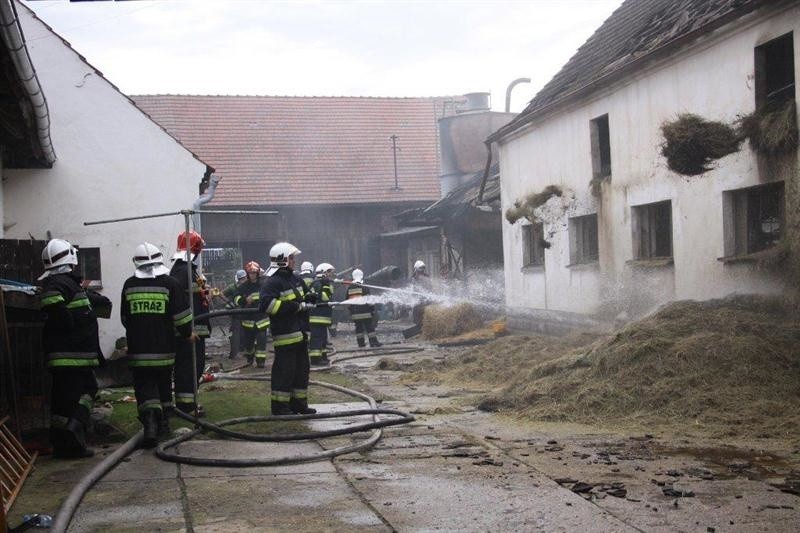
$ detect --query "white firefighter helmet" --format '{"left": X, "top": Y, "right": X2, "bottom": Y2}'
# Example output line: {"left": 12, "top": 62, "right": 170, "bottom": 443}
{"left": 352, "top": 268, "right": 364, "bottom": 283}
{"left": 39, "top": 239, "right": 78, "bottom": 280}
{"left": 413, "top": 260, "right": 426, "bottom": 271}
{"left": 267, "top": 242, "right": 301, "bottom": 276}
{"left": 133, "top": 242, "right": 170, "bottom": 278}
{"left": 235, "top": 269, "right": 247, "bottom": 282}
{"left": 300, "top": 261, "right": 314, "bottom": 274}
{"left": 315, "top": 262, "right": 334, "bottom": 276}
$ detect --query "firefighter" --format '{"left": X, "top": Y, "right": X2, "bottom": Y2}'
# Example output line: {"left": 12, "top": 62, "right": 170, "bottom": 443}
{"left": 410, "top": 260, "right": 432, "bottom": 326}
{"left": 259, "top": 242, "right": 316, "bottom": 415}
{"left": 169, "top": 230, "right": 210, "bottom": 416}
{"left": 235, "top": 261, "right": 270, "bottom": 367}
{"left": 39, "top": 239, "right": 111, "bottom": 458}
{"left": 309, "top": 262, "right": 335, "bottom": 366}
{"left": 300, "top": 261, "right": 315, "bottom": 290}
{"left": 121, "top": 243, "right": 195, "bottom": 448}
{"left": 347, "top": 269, "right": 381, "bottom": 348}
{"left": 222, "top": 269, "right": 247, "bottom": 359}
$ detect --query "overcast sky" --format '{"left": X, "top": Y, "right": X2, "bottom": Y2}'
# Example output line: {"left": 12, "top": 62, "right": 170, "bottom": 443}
{"left": 21, "top": 0, "right": 623, "bottom": 112}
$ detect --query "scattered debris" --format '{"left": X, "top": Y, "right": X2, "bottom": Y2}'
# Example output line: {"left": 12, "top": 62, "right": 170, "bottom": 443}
{"left": 571, "top": 482, "right": 594, "bottom": 493}
{"left": 473, "top": 458, "right": 504, "bottom": 467}
{"left": 375, "top": 358, "right": 404, "bottom": 370}
{"left": 661, "top": 113, "right": 742, "bottom": 175}
{"left": 662, "top": 486, "right": 695, "bottom": 497}
{"left": 554, "top": 477, "right": 578, "bottom": 485}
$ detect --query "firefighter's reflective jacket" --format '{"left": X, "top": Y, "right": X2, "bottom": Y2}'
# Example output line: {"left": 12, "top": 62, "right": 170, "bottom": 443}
{"left": 346, "top": 282, "right": 374, "bottom": 322}
{"left": 39, "top": 272, "right": 110, "bottom": 368}
{"left": 258, "top": 269, "right": 308, "bottom": 347}
{"left": 169, "top": 259, "right": 210, "bottom": 337}
{"left": 234, "top": 278, "right": 270, "bottom": 331}
{"left": 120, "top": 274, "right": 193, "bottom": 367}
{"left": 309, "top": 277, "right": 333, "bottom": 326}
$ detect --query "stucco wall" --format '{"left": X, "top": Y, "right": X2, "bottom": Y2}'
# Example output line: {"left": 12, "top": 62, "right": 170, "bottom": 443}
{"left": 2, "top": 5, "right": 206, "bottom": 353}
{"left": 500, "top": 6, "right": 799, "bottom": 316}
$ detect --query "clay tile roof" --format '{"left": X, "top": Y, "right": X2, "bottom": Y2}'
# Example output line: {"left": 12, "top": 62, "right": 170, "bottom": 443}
{"left": 133, "top": 94, "right": 456, "bottom": 206}
{"left": 493, "top": 0, "right": 765, "bottom": 141}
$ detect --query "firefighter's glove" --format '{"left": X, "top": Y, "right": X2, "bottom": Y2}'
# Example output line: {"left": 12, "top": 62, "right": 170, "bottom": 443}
{"left": 304, "top": 291, "right": 317, "bottom": 304}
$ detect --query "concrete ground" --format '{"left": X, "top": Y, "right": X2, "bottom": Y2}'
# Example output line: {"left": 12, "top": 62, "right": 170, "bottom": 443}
{"left": 8, "top": 321, "right": 800, "bottom": 532}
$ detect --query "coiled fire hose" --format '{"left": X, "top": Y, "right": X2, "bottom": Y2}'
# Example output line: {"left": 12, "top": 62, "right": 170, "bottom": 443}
{"left": 51, "top": 307, "right": 415, "bottom": 532}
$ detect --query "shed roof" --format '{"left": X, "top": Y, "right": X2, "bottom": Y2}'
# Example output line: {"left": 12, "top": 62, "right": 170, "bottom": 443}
{"left": 133, "top": 94, "right": 458, "bottom": 206}
{"left": 492, "top": 0, "right": 767, "bottom": 142}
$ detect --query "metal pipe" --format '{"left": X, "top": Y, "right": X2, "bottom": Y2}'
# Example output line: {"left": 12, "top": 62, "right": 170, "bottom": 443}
{"left": 477, "top": 141, "right": 493, "bottom": 204}
{"left": 504, "top": 77, "right": 531, "bottom": 113}
{"left": 83, "top": 209, "right": 278, "bottom": 226}
{"left": 192, "top": 173, "right": 221, "bottom": 233}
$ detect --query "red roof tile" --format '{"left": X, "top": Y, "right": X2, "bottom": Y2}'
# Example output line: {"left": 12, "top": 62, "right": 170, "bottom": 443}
{"left": 132, "top": 95, "right": 453, "bottom": 206}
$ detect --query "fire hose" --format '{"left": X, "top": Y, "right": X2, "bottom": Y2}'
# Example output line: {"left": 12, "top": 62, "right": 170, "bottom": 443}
{"left": 51, "top": 306, "right": 415, "bottom": 532}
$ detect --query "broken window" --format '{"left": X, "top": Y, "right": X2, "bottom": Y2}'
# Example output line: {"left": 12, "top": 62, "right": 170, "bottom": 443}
{"left": 569, "top": 214, "right": 599, "bottom": 264}
{"left": 724, "top": 182, "right": 784, "bottom": 256}
{"left": 590, "top": 114, "right": 611, "bottom": 178}
{"left": 77, "top": 247, "right": 102, "bottom": 287}
{"left": 632, "top": 201, "right": 672, "bottom": 260}
{"left": 522, "top": 223, "right": 545, "bottom": 268}
{"left": 755, "top": 32, "right": 795, "bottom": 106}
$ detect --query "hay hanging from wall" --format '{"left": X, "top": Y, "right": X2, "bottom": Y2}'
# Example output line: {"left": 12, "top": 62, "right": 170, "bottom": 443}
{"left": 737, "top": 99, "right": 798, "bottom": 156}
{"left": 505, "top": 185, "right": 564, "bottom": 224}
{"left": 661, "top": 113, "right": 742, "bottom": 176}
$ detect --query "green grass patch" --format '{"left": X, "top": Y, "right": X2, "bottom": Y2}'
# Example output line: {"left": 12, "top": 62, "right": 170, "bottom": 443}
{"left": 104, "top": 369, "right": 380, "bottom": 438}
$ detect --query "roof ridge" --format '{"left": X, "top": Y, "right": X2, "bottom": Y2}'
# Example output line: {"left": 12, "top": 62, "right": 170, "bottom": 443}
{"left": 131, "top": 93, "right": 464, "bottom": 100}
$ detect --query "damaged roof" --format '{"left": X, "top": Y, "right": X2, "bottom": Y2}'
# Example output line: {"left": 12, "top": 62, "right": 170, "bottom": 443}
{"left": 133, "top": 95, "right": 455, "bottom": 206}
{"left": 492, "top": 0, "right": 768, "bottom": 141}
{"left": 399, "top": 163, "right": 500, "bottom": 225}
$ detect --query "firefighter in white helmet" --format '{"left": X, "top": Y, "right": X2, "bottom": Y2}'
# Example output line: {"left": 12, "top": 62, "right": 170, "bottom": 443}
{"left": 258, "top": 242, "right": 316, "bottom": 415}
{"left": 121, "top": 243, "right": 195, "bottom": 447}
{"left": 39, "top": 238, "right": 111, "bottom": 458}
{"left": 346, "top": 268, "right": 382, "bottom": 348}
{"left": 410, "top": 259, "right": 432, "bottom": 326}
{"left": 300, "top": 261, "right": 315, "bottom": 289}
{"left": 309, "top": 262, "right": 335, "bottom": 366}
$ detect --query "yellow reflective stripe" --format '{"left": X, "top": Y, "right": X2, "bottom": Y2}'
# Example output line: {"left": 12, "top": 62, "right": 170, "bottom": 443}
{"left": 41, "top": 293, "right": 65, "bottom": 306}
{"left": 273, "top": 331, "right": 304, "bottom": 346}
{"left": 291, "top": 389, "right": 307, "bottom": 399}
{"left": 309, "top": 316, "right": 332, "bottom": 325}
{"left": 173, "top": 309, "right": 193, "bottom": 326}
{"left": 271, "top": 391, "right": 291, "bottom": 402}
{"left": 256, "top": 318, "right": 271, "bottom": 329}
{"left": 66, "top": 297, "right": 91, "bottom": 309}
{"left": 241, "top": 320, "right": 256, "bottom": 328}
{"left": 267, "top": 299, "right": 282, "bottom": 315}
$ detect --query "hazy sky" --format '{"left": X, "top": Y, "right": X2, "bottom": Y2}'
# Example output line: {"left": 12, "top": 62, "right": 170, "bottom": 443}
{"left": 21, "top": 0, "right": 623, "bottom": 112}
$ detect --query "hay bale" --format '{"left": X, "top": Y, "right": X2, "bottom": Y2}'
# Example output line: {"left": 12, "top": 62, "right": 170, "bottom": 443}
{"left": 415, "top": 295, "right": 800, "bottom": 439}
{"left": 505, "top": 185, "right": 563, "bottom": 224}
{"left": 738, "top": 100, "right": 798, "bottom": 155}
{"left": 661, "top": 114, "right": 742, "bottom": 176}
{"left": 421, "top": 303, "right": 484, "bottom": 340}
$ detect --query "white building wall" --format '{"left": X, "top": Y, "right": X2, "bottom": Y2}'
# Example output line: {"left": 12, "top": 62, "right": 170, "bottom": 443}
{"left": 2, "top": 5, "right": 207, "bottom": 353}
{"left": 500, "top": 6, "right": 799, "bottom": 315}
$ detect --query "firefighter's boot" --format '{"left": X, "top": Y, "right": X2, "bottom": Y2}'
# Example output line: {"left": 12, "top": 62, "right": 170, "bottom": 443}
{"left": 271, "top": 401, "right": 294, "bottom": 416}
{"left": 141, "top": 410, "right": 159, "bottom": 449}
{"left": 157, "top": 411, "right": 171, "bottom": 439}
{"left": 290, "top": 398, "right": 317, "bottom": 415}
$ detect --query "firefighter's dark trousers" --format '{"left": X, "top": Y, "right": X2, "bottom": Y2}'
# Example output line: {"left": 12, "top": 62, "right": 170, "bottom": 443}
{"left": 131, "top": 366, "right": 173, "bottom": 418}
{"left": 49, "top": 368, "right": 97, "bottom": 452}
{"left": 270, "top": 335, "right": 309, "bottom": 409}
{"left": 241, "top": 325, "right": 268, "bottom": 364}
{"left": 309, "top": 323, "right": 329, "bottom": 362}
{"left": 175, "top": 336, "right": 205, "bottom": 412}
{"left": 354, "top": 318, "right": 379, "bottom": 347}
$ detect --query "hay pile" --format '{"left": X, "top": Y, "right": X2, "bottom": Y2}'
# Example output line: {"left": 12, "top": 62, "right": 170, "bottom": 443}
{"left": 421, "top": 303, "right": 484, "bottom": 340}
{"left": 505, "top": 185, "right": 563, "bottom": 224}
{"left": 661, "top": 114, "right": 742, "bottom": 176}
{"left": 738, "top": 100, "right": 798, "bottom": 155}
{"left": 418, "top": 295, "right": 800, "bottom": 439}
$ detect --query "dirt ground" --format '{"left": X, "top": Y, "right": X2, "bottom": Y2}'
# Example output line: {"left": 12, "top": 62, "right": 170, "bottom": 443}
{"left": 7, "top": 320, "right": 800, "bottom": 532}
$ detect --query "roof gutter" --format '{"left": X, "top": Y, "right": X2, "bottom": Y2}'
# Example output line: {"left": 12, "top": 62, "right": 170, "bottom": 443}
{"left": 0, "top": 0, "right": 55, "bottom": 165}
{"left": 487, "top": 0, "right": 771, "bottom": 145}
